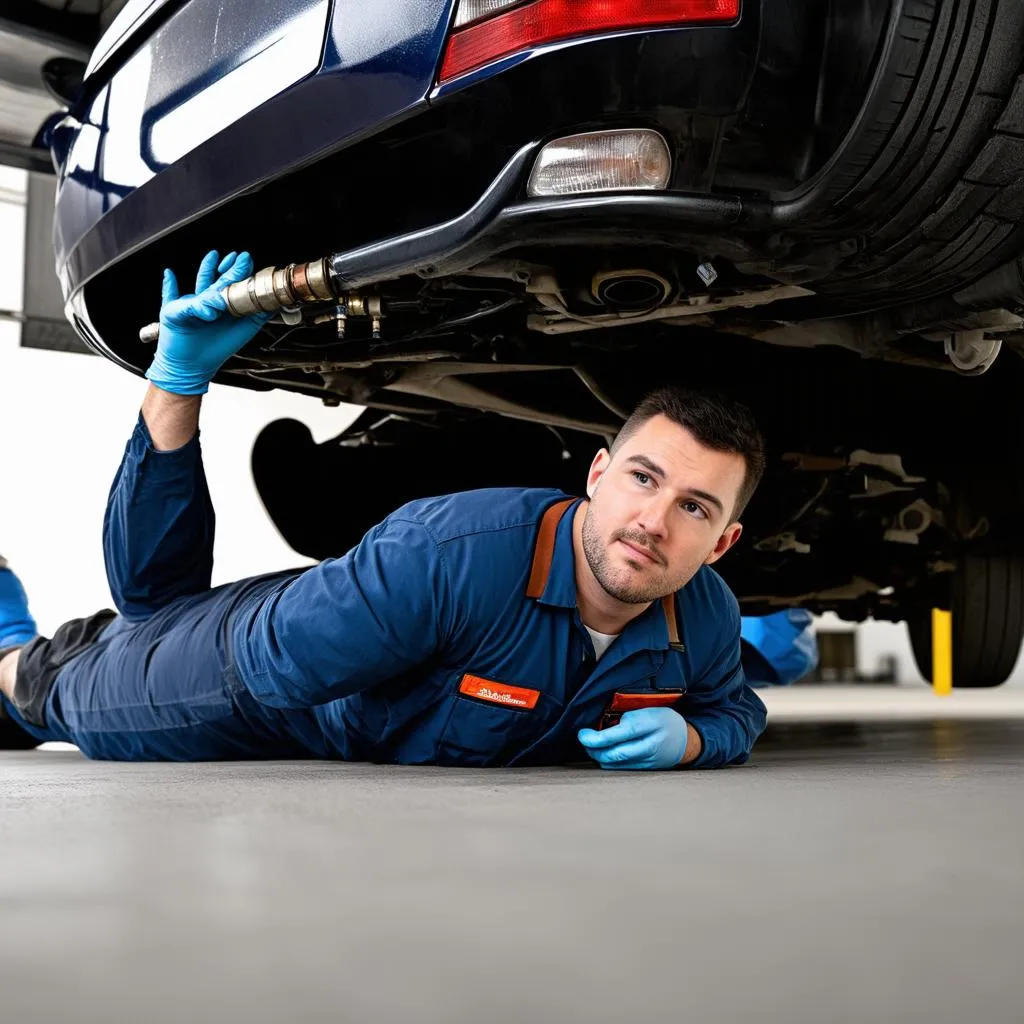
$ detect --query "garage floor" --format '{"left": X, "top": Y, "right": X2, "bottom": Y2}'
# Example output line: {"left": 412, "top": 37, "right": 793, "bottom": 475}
{"left": 2, "top": 692, "right": 1022, "bottom": 1023}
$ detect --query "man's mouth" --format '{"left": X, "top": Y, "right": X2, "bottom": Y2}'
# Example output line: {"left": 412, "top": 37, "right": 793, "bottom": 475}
{"left": 617, "top": 538, "right": 661, "bottom": 566}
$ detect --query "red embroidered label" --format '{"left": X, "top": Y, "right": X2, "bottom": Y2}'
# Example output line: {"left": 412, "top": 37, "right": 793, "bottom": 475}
{"left": 460, "top": 674, "right": 540, "bottom": 710}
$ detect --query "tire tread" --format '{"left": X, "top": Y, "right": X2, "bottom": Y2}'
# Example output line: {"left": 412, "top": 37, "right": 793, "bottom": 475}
{"left": 908, "top": 550, "right": 1024, "bottom": 688}
{"left": 794, "top": 0, "right": 1024, "bottom": 306}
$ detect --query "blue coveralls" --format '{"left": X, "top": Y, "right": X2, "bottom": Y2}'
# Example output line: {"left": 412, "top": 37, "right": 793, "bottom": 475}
{"left": 4, "top": 416, "right": 767, "bottom": 766}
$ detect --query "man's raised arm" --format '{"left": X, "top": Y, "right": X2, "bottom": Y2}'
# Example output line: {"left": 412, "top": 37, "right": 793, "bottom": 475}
{"left": 103, "top": 251, "right": 270, "bottom": 619}
{"left": 141, "top": 386, "right": 201, "bottom": 452}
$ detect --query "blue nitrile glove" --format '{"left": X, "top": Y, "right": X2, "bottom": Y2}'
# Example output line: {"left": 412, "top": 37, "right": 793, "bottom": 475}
{"left": 145, "top": 249, "right": 271, "bottom": 395}
{"left": 578, "top": 707, "right": 689, "bottom": 770}
{"left": 0, "top": 567, "right": 37, "bottom": 648}
{"left": 741, "top": 609, "right": 819, "bottom": 687}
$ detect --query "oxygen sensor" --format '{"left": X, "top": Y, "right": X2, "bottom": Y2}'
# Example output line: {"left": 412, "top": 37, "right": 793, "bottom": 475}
{"left": 139, "top": 256, "right": 383, "bottom": 344}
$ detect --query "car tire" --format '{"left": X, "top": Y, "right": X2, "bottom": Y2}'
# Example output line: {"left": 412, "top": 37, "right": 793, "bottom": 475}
{"left": 791, "top": 0, "right": 1024, "bottom": 306}
{"left": 907, "top": 550, "right": 1024, "bottom": 688}
{"left": 251, "top": 414, "right": 593, "bottom": 561}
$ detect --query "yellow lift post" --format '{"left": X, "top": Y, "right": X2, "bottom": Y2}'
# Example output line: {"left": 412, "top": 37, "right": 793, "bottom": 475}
{"left": 932, "top": 609, "right": 953, "bottom": 696}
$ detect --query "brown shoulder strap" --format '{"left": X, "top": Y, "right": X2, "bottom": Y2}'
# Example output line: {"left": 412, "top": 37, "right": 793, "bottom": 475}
{"left": 662, "top": 594, "right": 684, "bottom": 651}
{"left": 525, "top": 499, "right": 576, "bottom": 598}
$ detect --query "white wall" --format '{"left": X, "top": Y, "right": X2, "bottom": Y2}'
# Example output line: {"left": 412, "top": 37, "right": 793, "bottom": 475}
{"left": 0, "top": 167, "right": 359, "bottom": 635}
{"left": 817, "top": 613, "right": 920, "bottom": 687}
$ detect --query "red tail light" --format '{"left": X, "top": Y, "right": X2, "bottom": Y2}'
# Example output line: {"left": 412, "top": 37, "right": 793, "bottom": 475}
{"left": 440, "top": 0, "right": 741, "bottom": 83}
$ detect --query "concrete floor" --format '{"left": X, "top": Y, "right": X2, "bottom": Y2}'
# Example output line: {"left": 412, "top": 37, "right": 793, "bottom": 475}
{"left": 2, "top": 701, "right": 1023, "bottom": 1023}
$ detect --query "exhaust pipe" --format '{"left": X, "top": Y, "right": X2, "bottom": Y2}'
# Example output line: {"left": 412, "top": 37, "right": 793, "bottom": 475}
{"left": 221, "top": 258, "right": 335, "bottom": 316}
{"left": 590, "top": 268, "right": 673, "bottom": 312}
{"left": 139, "top": 255, "right": 345, "bottom": 344}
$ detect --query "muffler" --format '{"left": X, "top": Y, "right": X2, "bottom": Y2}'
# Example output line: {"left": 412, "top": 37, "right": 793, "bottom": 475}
{"left": 591, "top": 268, "right": 673, "bottom": 312}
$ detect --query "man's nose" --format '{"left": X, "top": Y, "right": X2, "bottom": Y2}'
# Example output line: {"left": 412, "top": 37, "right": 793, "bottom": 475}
{"left": 637, "top": 495, "right": 672, "bottom": 539}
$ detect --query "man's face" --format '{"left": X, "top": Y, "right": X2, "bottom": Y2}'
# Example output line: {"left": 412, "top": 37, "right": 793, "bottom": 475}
{"left": 581, "top": 414, "right": 747, "bottom": 605}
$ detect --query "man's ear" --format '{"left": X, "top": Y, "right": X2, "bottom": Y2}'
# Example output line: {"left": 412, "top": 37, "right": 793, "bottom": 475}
{"left": 586, "top": 449, "right": 611, "bottom": 499}
{"left": 704, "top": 522, "right": 743, "bottom": 565}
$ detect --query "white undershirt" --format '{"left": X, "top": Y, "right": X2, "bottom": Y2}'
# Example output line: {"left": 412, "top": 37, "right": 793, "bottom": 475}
{"left": 585, "top": 625, "right": 620, "bottom": 661}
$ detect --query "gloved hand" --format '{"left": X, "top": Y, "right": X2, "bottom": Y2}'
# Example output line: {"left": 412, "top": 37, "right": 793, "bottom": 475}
{"left": 145, "top": 249, "right": 271, "bottom": 395}
{"left": 578, "top": 707, "right": 690, "bottom": 770}
{"left": 0, "top": 565, "right": 37, "bottom": 649}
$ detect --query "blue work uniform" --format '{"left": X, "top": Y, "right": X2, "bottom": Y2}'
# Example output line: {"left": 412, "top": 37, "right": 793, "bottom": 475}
{"left": 5, "top": 416, "right": 767, "bottom": 766}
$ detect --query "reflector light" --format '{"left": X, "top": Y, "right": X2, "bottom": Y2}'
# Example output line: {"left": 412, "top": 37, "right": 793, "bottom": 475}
{"left": 454, "top": 0, "right": 531, "bottom": 29}
{"left": 527, "top": 130, "right": 672, "bottom": 197}
{"left": 442, "top": 0, "right": 741, "bottom": 82}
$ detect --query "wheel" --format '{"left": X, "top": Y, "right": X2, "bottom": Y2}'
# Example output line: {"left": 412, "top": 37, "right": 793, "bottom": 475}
{"left": 251, "top": 413, "right": 596, "bottom": 561}
{"left": 793, "top": 0, "right": 1024, "bottom": 307}
{"left": 907, "top": 550, "right": 1024, "bottom": 688}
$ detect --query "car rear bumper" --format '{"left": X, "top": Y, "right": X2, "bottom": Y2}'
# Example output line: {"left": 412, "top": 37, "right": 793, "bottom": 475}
{"left": 323, "top": 141, "right": 816, "bottom": 294}
{"left": 55, "top": 4, "right": 761, "bottom": 304}
{"left": 54, "top": 0, "right": 458, "bottom": 294}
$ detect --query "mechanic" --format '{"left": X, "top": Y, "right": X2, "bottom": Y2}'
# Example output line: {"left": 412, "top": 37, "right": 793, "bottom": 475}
{"left": 0, "top": 250, "right": 768, "bottom": 769}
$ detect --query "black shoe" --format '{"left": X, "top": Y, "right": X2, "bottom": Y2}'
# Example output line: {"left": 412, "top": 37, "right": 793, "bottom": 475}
{"left": 0, "top": 646, "right": 38, "bottom": 750}
{"left": 0, "top": 707, "right": 39, "bottom": 750}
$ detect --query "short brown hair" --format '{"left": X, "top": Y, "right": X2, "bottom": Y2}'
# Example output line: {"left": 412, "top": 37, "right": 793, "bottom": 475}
{"left": 610, "top": 387, "right": 766, "bottom": 520}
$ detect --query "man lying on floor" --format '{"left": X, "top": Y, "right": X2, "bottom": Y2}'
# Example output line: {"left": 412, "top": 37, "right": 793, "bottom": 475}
{"left": 0, "top": 250, "right": 767, "bottom": 769}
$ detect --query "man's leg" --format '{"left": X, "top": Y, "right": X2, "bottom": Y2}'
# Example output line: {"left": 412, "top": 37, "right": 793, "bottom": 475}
{"left": 0, "top": 651, "right": 25, "bottom": 703}
{"left": 1, "top": 558, "right": 122, "bottom": 747}
{"left": 1, "top": 651, "right": 35, "bottom": 748}
{"left": 3, "top": 591, "right": 316, "bottom": 762}
{"left": 0, "top": 658, "right": 53, "bottom": 747}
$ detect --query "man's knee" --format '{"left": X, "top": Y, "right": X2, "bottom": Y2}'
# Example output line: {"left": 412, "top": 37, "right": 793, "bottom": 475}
{"left": 7, "top": 611, "right": 117, "bottom": 728}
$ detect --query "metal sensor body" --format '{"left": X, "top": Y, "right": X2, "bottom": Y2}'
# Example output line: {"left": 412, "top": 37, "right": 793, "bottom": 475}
{"left": 138, "top": 257, "right": 337, "bottom": 343}
{"left": 222, "top": 258, "right": 334, "bottom": 317}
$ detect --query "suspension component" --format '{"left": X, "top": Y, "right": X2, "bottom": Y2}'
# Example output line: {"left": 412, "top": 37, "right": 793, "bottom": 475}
{"left": 942, "top": 330, "right": 1002, "bottom": 376}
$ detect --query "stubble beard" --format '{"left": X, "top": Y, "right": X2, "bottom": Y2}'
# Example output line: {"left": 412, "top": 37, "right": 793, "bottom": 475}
{"left": 581, "top": 506, "right": 704, "bottom": 605}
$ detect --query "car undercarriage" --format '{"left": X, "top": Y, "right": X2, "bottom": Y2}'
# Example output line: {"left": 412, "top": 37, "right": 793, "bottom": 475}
{"left": 47, "top": 0, "right": 1024, "bottom": 684}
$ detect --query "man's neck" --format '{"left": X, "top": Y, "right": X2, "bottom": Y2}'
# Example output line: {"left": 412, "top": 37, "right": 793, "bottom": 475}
{"left": 571, "top": 502, "right": 652, "bottom": 635}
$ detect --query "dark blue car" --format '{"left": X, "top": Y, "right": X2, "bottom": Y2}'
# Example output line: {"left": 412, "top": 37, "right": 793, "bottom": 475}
{"left": 32, "top": 0, "right": 1024, "bottom": 688}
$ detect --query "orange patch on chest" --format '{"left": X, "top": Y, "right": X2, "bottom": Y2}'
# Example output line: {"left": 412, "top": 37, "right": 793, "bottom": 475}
{"left": 459, "top": 674, "right": 541, "bottom": 710}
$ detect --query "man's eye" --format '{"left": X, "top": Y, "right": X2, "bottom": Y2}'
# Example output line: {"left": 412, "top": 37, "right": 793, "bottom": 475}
{"left": 632, "top": 471, "right": 650, "bottom": 485}
{"left": 682, "top": 501, "right": 707, "bottom": 520}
